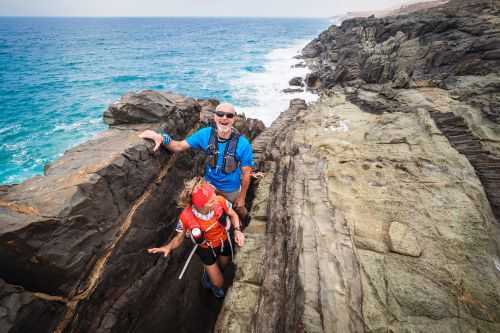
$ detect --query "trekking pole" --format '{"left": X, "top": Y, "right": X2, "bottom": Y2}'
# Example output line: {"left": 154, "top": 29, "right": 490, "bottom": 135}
{"left": 226, "top": 216, "right": 234, "bottom": 259}
{"left": 178, "top": 244, "right": 198, "bottom": 280}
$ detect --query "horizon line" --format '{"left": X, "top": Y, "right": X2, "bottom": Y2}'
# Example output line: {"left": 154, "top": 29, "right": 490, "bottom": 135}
{"left": 0, "top": 15, "right": 331, "bottom": 19}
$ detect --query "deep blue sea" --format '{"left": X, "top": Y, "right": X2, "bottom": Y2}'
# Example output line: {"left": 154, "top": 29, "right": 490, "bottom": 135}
{"left": 0, "top": 17, "right": 328, "bottom": 185}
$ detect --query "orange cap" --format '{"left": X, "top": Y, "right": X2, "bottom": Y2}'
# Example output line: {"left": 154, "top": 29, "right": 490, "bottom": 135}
{"left": 192, "top": 183, "right": 215, "bottom": 209}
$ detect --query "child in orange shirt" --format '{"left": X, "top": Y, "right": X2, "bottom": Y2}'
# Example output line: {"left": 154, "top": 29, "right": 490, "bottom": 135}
{"left": 148, "top": 177, "right": 245, "bottom": 298}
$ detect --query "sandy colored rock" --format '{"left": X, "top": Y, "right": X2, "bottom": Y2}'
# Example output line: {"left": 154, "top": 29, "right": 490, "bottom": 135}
{"left": 388, "top": 221, "right": 422, "bottom": 257}
{"left": 217, "top": 91, "right": 500, "bottom": 332}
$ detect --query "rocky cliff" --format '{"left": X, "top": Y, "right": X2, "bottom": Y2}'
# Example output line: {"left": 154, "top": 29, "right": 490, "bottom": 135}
{"left": 217, "top": 0, "right": 500, "bottom": 332}
{"left": 2, "top": 1, "right": 500, "bottom": 331}
{"left": 0, "top": 91, "right": 264, "bottom": 333}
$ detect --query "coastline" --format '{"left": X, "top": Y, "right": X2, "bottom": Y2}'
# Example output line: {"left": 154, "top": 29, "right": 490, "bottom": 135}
{"left": 233, "top": 38, "right": 320, "bottom": 125}
{"left": 3, "top": 2, "right": 500, "bottom": 331}
{"left": 0, "top": 16, "right": 328, "bottom": 185}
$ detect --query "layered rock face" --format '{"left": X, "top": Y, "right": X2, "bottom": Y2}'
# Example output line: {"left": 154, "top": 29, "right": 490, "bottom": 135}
{"left": 218, "top": 95, "right": 500, "bottom": 332}
{"left": 302, "top": 0, "right": 500, "bottom": 221}
{"left": 0, "top": 91, "right": 263, "bottom": 333}
{"left": 217, "top": 1, "right": 500, "bottom": 332}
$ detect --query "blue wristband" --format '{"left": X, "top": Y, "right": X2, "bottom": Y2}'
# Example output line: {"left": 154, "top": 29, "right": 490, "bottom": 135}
{"left": 162, "top": 133, "right": 172, "bottom": 145}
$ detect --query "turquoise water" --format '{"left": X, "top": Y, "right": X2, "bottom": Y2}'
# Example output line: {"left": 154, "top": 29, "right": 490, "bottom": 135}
{"left": 0, "top": 17, "right": 328, "bottom": 184}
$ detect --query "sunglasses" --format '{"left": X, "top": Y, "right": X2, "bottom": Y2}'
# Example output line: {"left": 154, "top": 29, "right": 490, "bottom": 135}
{"left": 215, "top": 111, "right": 235, "bottom": 119}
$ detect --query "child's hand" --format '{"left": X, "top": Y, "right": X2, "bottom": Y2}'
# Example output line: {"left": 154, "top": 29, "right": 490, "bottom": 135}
{"left": 234, "top": 230, "right": 245, "bottom": 247}
{"left": 147, "top": 245, "right": 171, "bottom": 257}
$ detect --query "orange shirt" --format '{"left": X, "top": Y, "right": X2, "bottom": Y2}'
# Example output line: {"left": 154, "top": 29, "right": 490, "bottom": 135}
{"left": 178, "top": 196, "right": 229, "bottom": 248}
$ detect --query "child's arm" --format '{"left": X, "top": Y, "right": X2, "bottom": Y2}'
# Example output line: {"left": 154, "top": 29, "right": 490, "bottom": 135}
{"left": 227, "top": 207, "right": 245, "bottom": 247}
{"left": 148, "top": 230, "right": 185, "bottom": 257}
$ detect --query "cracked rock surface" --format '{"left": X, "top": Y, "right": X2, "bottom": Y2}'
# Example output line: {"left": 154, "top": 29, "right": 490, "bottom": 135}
{"left": 218, "top": 94, "right": 500, "bottom": 332}
{"left": 217, "top": 2, "right": 500, "bottom": 330}
{"left": 0, "top": 91, "right": 263, "bottom": 333}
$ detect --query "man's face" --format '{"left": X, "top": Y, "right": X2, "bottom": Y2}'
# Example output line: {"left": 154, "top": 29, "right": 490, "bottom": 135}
{"left": 214, "top": 105, "right": 236, "bottom": 132}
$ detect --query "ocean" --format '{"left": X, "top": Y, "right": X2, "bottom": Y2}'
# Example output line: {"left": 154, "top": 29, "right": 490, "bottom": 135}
{"left": 0, "top": 17, "right": 329, "bottom": 185}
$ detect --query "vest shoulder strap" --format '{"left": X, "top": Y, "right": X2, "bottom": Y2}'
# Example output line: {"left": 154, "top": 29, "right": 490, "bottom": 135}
{"left": 226, "top": 129, "right": 241, "bottom": 156}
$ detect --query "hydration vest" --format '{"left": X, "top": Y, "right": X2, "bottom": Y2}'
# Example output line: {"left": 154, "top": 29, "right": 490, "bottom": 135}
{"left": 179, "top": 202, "right": 229, "bottom": 248}
{"left": 177, "top": 198, "right": 235, "bottom": 280}
{"left": 206, "top": 126, "right": 241, "bottom": 174}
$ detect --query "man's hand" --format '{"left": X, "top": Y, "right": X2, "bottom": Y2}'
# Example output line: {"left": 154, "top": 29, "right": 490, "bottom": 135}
{"left": 252, "top": 171, "right": 265, "bottom": 179}
{"left": 233, "top": 194, "right": 246, "bottom": 209}
{"left": 234, "top": 230, "right": 245, "bottom": 247}
{"left": 139, "top": 130, "right": 163, "bottom": 152}
{"left": 147, "top": 245, "right": 171, "bottom": 257}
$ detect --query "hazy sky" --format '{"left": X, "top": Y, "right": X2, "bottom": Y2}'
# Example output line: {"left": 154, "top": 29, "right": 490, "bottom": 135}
{"left": 0, "top": 0, "right": 422, "bottom": 17}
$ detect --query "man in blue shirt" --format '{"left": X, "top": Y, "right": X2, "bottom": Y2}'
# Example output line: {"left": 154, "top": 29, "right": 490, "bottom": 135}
{"left": 139, "top": 103, "right": 254, "bottom": 219}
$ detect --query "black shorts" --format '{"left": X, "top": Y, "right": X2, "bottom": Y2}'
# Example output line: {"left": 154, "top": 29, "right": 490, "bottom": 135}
{"left": 196, "top": 241, "right": 231, "bottom": 266}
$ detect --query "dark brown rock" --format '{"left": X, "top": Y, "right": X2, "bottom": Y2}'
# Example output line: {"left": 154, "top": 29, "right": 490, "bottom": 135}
{"left": 234, "top": 116, "right": 266, "bottom": 141}
{"left": 288, "top": 77, "right": 304, "bottom": 87}
{"left": 305, "top": 72, "right": 321, "bottom": 89}
{"left": 430, "top": 111, "right": 500, "bottom": 220}
{"left": 303, "top": 0, "right": 500, "bottom": 96}
{"left": 292, "top": 62, "right": 306, "bottom": 68}
{"left": 103, "top": 91, "right": 200, "bottom": 126}
{"left": 0, "top": 279, "right": 65, "bottom": 333}
{"left": 197, "top": 98, "right": 219, "bottom": 125}
{"left": 0, "top": 90, "right": 263, "bottom": 333}
{"left": 282, "top": 88, "right": 304, "bottom": 93}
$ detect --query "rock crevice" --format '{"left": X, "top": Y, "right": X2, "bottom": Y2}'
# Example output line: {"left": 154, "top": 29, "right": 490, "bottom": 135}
{"left": 0, "top": 91, "right": 264, "bottom": 333}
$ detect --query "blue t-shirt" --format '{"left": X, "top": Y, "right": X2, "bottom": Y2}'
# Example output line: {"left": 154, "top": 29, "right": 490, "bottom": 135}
{"left": 186, "top": 127, "right": 253, "bottom": 192}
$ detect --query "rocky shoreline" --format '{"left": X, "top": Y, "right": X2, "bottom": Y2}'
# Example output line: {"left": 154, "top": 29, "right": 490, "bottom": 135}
{"left": 2, "top": 0, "right": 500, "bottom": 332}
{"left": 0, "top": 91, "right": 263, "bottom": 332}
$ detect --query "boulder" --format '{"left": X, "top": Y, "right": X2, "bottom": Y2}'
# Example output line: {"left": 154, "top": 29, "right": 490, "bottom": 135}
{"left": 103, "top": 90, "right": 200, "bottom": 125}
{"left": 292, "top": 62, "right": 306, "bottom": 68}
{"left": 282, "top": 88, "right": 304, "bottom": 93}
{"left": 388, "top": 221, "right": 422, "bottom": 257}
{"left": 305, "top": 72, "right": 321, "bottom": 88}
{"left": 197, "top": 98, "right": 219, "bottom": 124}
{"left": 288, "top": 77, "right": 304, "bottom": 87}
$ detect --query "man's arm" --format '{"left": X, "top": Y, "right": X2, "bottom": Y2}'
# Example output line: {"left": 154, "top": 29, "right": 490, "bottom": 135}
{"left": 139, "top": 130, "right": 190, "bottom": 153}
{"left": 234, "top": 166, "right": 252, "bottom": 209}
{"left": 226, "top": 206, "right": 245, "bottom": 247}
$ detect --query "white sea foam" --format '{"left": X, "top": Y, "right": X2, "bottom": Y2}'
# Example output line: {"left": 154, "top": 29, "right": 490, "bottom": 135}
{"left": 53, "top": 118, "right": 102, "bottom": 132}
{"left": 230, "top": 39, "right": 319, "bottom": 126}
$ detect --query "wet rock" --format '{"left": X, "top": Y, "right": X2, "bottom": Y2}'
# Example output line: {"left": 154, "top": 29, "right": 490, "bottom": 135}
{"left": 292, "top": 62, "right": 306, "bottom": 68}
{"left": 282, "top": 88, "right": 304, "bottom": 93}
{"left": 288, "top": 76, "right": 304, "bottom": 87}
{"left": 305, "top": 72, "right": 321, "bottom": 88}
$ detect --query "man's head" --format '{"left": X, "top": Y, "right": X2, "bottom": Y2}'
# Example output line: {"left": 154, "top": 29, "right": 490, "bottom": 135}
{"left": 214, "top": 103, "right": 236, "bottom": 135}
